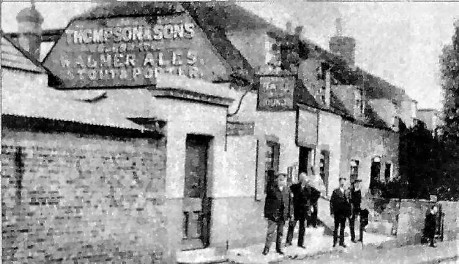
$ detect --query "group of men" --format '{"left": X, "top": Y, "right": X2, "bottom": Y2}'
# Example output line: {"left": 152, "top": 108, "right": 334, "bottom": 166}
{"left": 262, "top": 169, "right": 367, "bottom": 255}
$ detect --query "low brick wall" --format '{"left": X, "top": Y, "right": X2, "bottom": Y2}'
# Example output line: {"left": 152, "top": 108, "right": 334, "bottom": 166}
{"left": 438, "top": 201, "right": 459, "bottom": 241}
{"left": 396, "top": 199, "right": 435, "bottom": 243}
{"left": 2, "top": 129, "right": 169, "bottom": 263}
{"left": 366, "top": 198, "right": 459, "bottom": 245}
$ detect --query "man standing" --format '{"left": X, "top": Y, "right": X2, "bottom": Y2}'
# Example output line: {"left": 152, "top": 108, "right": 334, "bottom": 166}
{"left": 330, "top": 177, "right": 351, "bottom": 248}
{"left": 424, "top": 205, "right": 438, "bottom": 248}
{"left": 286, "top": 172, "right": 311, "bottom": 248}
{"left": 263, "top": 173, "right": 291, "bottom": 255}
{"left": 349, "top": 179, "right": 363, "bottom": 243}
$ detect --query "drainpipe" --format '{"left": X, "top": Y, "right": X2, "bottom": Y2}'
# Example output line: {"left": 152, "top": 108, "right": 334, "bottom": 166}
{"left": 315, "top": 109, "right": 320, "bottom": 167}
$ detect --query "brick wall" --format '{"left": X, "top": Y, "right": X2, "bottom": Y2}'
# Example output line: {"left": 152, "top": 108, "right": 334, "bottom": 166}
{"left": 340, "top": 120, "right": 399, "bottom": 195}
{"left": 2, "top": 129, "right": 168, "bottom": 263}
{"left": 365, "top": 199, "right": 459, "bottom": 243}
{"left": 438, "top": 201, "right": 459, "bottom": 241}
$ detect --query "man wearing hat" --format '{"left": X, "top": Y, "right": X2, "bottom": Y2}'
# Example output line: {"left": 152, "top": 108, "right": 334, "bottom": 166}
{"left": 330, "top": 177, "right": 352, "bottom": 248}
{"left": 262, "top": 173, "right": 291, "bottom": 255}
{"left": 349, "top": 179, "right": 363, "bottom": 242}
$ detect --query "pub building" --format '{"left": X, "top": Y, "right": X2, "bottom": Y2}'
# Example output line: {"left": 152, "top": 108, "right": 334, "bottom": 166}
{"left": 2, "top": 2, "right": 419, "bottom": 263}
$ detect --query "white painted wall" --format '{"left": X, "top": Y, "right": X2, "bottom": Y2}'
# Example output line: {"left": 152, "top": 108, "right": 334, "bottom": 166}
{"left": 317, "top": 111, "right": 342, "bottom": 195}
{"left": 223, "top": 136, "right": 258, "bottom": 197}
{"left": 228, "top": 90, "right": 299, "bottom": 174}
{"left": 155, "top": 98, "right": 228, "bottom": 199}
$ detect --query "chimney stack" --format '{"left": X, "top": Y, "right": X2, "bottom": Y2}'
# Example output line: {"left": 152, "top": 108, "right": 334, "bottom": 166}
{"left": 335, "top": 18, "right": 343, "bottom": 36}
{"left": 16, "top": 1, "right": 43, "bottom": 61}
{"left": 329, "top": 17, "right": 356, "bottom": 67}
{"left": 294, "top": 26, "right": 303, "bottom": 37}
{"left": 286, "top": 21, "right": 293, "bottom": 35}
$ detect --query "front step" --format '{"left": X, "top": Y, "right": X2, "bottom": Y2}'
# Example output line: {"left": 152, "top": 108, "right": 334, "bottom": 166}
{"left": 176, "top": 248, "right": 228, "bottom": 264}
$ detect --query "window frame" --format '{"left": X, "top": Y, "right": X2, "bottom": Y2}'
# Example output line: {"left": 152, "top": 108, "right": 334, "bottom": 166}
{"left": 354, "top": 87, "right": 364, "bottom": 116}
{"left": 384, "top": 162, "right": 393, "bottom": 182}
{"left": 319, "top": 150, "right": 330, "bottom": 196}
{"left": 350, "top": 159, "right": 360, "bottom": 184}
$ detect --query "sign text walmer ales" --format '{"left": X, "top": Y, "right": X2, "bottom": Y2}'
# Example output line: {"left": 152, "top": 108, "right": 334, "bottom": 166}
{"left": 44, "top": 14, "right": 229, "bottom": 89}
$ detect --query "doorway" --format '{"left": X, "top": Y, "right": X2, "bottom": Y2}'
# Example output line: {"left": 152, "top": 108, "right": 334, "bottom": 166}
{"left": 298, "top": 147, "right": 312, "bottom": 178}
{"left": 370, "top": 157, "right": 381, "bottom": 195}
{"left": 182, "top": 135, "right": 212, "bottom": 250}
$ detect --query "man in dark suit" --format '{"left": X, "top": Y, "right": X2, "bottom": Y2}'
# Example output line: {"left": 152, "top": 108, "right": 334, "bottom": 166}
{"left": 349, "top": 179, "right": 363, "bottom": 242}
{"left": 285, "top": 172, "right": 314, "bottom": 248}
{"left": 330, "top": 177, "right": 351, "bottom": 248}
{"left": 263, "top": 173, "right": 291, "bottom": 255}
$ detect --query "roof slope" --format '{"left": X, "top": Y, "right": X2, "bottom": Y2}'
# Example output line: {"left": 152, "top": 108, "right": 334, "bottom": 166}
{"left": 2, "top": 70, "right": 158, "bottom": 130}
{"left": 1, "top": 33, "right": 45, "bottom": 73}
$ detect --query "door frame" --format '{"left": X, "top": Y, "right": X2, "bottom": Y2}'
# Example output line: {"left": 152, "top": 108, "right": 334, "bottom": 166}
{"left": 182, "top": 134, "right": 213, "bottom": 250}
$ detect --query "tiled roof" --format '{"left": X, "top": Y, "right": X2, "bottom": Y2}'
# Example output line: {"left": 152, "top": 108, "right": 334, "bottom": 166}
{"left": 2, "top": 68, "right": 233, "bottom": 131}
{"left": 1, "top": 33, "right": 45, "bottom": 73}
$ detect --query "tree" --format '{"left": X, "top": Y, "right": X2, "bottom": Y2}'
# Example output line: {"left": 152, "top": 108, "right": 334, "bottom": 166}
{"left": 398, "top": 122, "right": 442, "bottom": 199}
{"left": 437, "top": 20, "right": 459, "bottom": 200}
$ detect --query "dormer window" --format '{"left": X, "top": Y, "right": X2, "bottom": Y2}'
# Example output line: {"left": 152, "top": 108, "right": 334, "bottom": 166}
{"left": 316, "top": 62, "right": 329, "bottom": 80}
{"left": 318, "top": 63, "right": 331, "bottom": 107}
{"left": 354, "top": 87, "right": 364, "bottom": 116}
{"left": 391, "top": 116, "right": 399, "bottom": 129}
{"left": 265, "top": 35, "right": 280, "bottom": 67}
{"left": 320, "top": 86, "right": 327, "bottom": 104}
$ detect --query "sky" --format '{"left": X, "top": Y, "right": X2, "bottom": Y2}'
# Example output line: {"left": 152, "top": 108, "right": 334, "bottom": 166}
{"left": 2, "top": 1, "right": 457, "bottom": 110}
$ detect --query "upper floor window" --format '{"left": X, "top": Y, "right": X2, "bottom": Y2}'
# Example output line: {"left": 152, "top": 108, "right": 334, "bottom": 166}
{"left": 320, "top": 86, "right": 327, "bottom": 105}
{"left": 354, "top": 88, "right": 364, "bottom": 116}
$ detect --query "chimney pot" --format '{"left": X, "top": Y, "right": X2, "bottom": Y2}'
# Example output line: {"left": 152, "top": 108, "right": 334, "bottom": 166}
{"left": 286, "top": 21, "right": 293, "bottom": 34}
{"left": 294, "top": 26, "right": 303, "bottom": 36}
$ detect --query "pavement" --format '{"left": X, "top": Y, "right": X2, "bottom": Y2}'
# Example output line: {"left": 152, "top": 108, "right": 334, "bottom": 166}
{"left": 225, "top": 226, "right": 393, "bottom": 264}
{"left": 177, "top": 225, "right": 457, "bottom": 264}
{"left": 282, "top": 239, "right": 459, "bottom": 264}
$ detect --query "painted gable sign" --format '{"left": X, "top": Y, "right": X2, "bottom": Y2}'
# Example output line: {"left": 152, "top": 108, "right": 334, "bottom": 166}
{"left": 43, "top": 13, "right": 230, "bottom": 89}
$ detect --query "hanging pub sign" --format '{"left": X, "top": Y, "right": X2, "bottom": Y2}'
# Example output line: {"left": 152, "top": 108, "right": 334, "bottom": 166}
{"left": 43, "top": 13, "right": 229, "bottom": 89}
{"left": 257, "top": 74, "right": 297, "bottom": 111}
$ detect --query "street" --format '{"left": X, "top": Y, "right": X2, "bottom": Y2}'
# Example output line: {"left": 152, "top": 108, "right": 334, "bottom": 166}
{"left": 282, "top": 240, "right": 459, "bottom": 264}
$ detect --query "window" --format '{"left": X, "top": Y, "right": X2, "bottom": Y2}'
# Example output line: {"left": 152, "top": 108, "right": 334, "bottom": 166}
{"left": 370, "top": 156, "right": 381, "bottom": 194}
{"left": 392, "top": 116, "right": 399, "bottom": 129}
{"left": 350, "top": 159, "right": 359, "bottom": 183}
{"left": 384, "top": 163, "right": 392, "bottom": 182}
{"left": 355, "top": 88, "right": 364, "bottom": 116}
{"left": 320, "top": 86, "right": 327, "bottom": 104}
{"left": 317, "top": 62, "right": 329, "bottom": 80}
{"left": 265, "top": 141, "right": 280, "bottom": 192}
{"left": 320, "top": 151, "right": 330, "bottom": 196}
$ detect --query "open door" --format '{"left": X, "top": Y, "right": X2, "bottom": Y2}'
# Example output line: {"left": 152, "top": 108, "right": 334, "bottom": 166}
{"left": 182, "top": 135, "right": 212, "bottom": 250}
